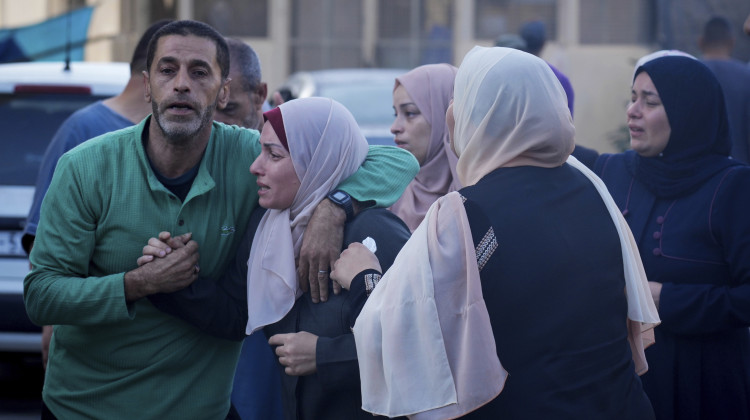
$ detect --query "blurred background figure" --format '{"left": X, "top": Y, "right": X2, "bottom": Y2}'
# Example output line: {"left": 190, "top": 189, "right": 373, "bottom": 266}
{"left": 595, "top": 55, "right": 750, "bottom": 420}
{"left": 214, "top": 38, "right": 268, "bottom": 131}
{"left": 493, "top": 33, "right": 527, "bottom": 51}
{"left": 390, "top": 63, "right": 460, "bottom": 232}
{"left": 698, "top": 16, "right": 750, "bottom": 163}
{"left": 519, "top": 20, "right": 575, "bottom": 116}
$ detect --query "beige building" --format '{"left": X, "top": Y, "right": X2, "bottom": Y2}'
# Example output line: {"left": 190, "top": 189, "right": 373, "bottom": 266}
{"left": 1, "top": 0, "right": 748, "bottom": 154}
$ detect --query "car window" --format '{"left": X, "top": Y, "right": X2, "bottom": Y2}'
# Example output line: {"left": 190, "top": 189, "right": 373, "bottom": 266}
{"left": 316, "top": 83, "right": 395, "bottom": 127}
{"left": 0, "top": 93, "right": 108, "bottom": 186}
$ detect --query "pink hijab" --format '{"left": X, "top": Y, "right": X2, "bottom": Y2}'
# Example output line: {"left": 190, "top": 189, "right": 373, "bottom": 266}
{"left": 246, "top": 97, "right": 369, "bottom": 334}
{"left": 390, "top": 64, "right": 461, "bottom": 231}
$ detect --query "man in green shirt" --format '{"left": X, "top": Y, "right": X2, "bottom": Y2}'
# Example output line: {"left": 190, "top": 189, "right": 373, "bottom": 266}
{"left": 24, "top": 20, "right": 417, "bottom": 420}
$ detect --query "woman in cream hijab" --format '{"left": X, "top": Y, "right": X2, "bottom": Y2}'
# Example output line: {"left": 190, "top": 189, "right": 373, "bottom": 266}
{"left": 332, "top": 47, "right": 659, "bottom": 419}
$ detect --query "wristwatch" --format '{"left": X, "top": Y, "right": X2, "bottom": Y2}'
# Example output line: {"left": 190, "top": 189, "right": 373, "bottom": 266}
{"left": 327, "top": 189, "right": 354, "bottom": 222}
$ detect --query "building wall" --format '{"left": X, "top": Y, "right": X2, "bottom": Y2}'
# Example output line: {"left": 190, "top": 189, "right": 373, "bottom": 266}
{"left": 2, "top": 0, "right": 747, "bottom": 155}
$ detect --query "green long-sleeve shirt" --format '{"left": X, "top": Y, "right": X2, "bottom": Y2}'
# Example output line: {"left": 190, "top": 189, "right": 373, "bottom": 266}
{"left": 24, "top": 117, "right": 418, "bottom": 420}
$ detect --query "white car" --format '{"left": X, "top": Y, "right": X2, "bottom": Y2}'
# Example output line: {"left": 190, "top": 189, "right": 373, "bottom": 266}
{"left": 275, "top": 68, "right": 408, "bottom": 145}
{"left": 0, "top": 61, "right": 129, "bottom": 353}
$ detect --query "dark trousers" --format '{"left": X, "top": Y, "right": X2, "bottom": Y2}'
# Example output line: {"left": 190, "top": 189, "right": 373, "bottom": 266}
{"left": 41, "top": 402, "right": 57, "bottom": 420}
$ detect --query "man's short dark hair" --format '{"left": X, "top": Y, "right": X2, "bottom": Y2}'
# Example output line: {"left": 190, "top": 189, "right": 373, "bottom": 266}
{"left": 226, "top": 38, "right": 262, "bottom": 92}
{"left": 146, "top": 20, "right": 230, "bottom": 80}
{"left": 130, "top": 19, "right": 173, "bottom": 74}
{"left": 702, "top": 16, "right": 734, "bottom": 48}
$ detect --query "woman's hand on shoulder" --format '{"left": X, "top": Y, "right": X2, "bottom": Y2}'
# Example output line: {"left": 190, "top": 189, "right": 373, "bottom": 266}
{"left": 331, "top": 242, "right": 381, "bottom": 290}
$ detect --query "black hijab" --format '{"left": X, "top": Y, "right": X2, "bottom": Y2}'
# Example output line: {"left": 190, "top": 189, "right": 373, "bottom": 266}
{"left": 625, "top": 56, "right": 742, "bottom": 198}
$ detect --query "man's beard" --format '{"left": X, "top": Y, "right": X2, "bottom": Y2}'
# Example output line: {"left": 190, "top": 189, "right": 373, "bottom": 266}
{"left": 152, "top": 99, "right": 217, "bottom": 144}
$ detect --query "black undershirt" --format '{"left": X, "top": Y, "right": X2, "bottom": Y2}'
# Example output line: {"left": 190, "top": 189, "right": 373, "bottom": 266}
{"left": 142, "top": 120, "right": 201, "bottom": 201}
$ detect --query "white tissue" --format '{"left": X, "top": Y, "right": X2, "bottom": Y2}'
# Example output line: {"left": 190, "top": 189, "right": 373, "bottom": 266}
{"left": 362, "top": 237, "right": 377, "bottom": 253}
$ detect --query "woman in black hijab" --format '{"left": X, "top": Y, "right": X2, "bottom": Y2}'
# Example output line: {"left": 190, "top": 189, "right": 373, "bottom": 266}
{"left": 595, "top": 55, "right": 750, "bottom": 420}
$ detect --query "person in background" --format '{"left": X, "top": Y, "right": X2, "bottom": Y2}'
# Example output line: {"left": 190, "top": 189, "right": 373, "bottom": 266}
{"left": 698, "top": 15, "right": 750, "bottom": 163}
{"left": 215, "top": 38, "right": 267, "bottom": 131}
{"left": 333, "top": 46, "right": 659, "bottom": 419}
{"left": 390, "top": 63, "right": 460, "bottom": 231}
{"left": 493, "top": 33, "right": 527, "bottom": 51}
{"left": 519, "top": 20, "right": 575, "bottom": 115}
{"left": 24, "top": 20, "right": 418, "bottom": 420}
{"left": 21, "top": 18, "right": 172, "bottom": 369}
{"left": 594, "top": 55, "right": 750, "bottom": 420}
{"left": 514, "top": 21, "right": 599, "bottom": 168}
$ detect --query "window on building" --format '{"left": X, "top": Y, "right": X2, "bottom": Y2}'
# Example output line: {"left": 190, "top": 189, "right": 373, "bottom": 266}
{"left": 191, "top": 0, "right": 268, "bottom": 37}
{"left": 290, "top": 0, "right": 363, "bottom": 71}
{"left": 474, "top": 0, "right": 556, "bottom": 42}
{"left": 377, "top": 0, "right": 453, "bottom": 68}
{"left": 148, "top": 0, "right": 176, "bottom": 24}
{"left": 579, "top": 0, "right": 654, "bottom": 44}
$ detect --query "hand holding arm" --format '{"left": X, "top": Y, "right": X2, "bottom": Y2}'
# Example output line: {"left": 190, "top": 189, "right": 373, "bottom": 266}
{"left": 268, "top": 332, "right": 319, "bottom": 376}
{"left": 298, "top": 199, "right": 347, "bottom": 303}
{"left": 143, "top": 207, "right": 267, "bottom": 341}
{"left": 331, "top": 242, "right": 382, "bottom": 291}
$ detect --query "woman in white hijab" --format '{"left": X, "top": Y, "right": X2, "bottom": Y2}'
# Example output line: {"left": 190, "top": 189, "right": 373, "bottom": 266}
{"left": 331, "top": 47, "right": 659, "bottom": 419}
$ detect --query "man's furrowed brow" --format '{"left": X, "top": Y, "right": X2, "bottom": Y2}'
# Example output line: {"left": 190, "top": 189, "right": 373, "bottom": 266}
{"left": 157, "top": 56, "right": 214, "bottom": 71}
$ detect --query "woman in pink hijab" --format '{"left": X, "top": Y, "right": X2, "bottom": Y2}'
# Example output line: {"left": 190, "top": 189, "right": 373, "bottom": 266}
{"left": 390, "top": 63, "right": 461, "bottom": 231}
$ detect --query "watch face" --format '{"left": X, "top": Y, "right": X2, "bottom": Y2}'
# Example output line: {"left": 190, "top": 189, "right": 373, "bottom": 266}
{"left": 332, "top": 191, "right": 347, "bottom": 202}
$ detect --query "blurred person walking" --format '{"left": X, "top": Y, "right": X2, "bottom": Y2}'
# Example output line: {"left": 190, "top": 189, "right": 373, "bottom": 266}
{"left": 515, "top": 21, "right": 599, "bottom": 168}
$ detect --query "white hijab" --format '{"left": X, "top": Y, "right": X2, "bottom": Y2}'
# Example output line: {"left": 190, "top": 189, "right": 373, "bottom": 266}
{"left": 246, "top": 97, "right": 369, "bottom": 334}
{"left": 353, "top": 47, "right": 660, "bottom": 418}
{"left": 452, "top": 46, "right": 574, "bottom": 186}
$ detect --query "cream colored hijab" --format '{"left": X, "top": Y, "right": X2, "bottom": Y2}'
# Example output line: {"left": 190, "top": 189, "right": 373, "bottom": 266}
{"left": 453, "top": 46, "right": 575, "bottom": 186}
{"left": 353, "top": 46, "right": 659, "bottom": 418}
{"left": 246, "top": 97, "right": 369, "bottom": 334}
{"left": 390, "top": 64, "right": 461, "bottom": 231}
